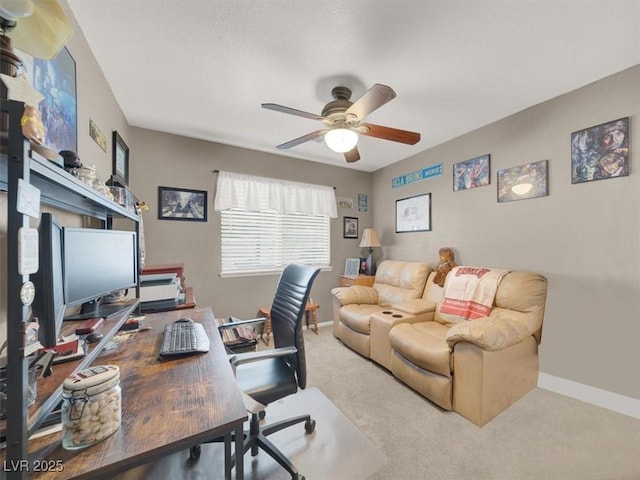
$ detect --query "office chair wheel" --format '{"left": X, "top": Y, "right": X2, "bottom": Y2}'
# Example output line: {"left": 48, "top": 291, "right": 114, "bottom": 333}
{"left": 259, "top": 410, "right": 266, "bottom": 420}
{"left": 304, "top": 418, "right": 315, "bottom": 434}
{"left": 189, "top": 445, "right": 201, "bottom": 459}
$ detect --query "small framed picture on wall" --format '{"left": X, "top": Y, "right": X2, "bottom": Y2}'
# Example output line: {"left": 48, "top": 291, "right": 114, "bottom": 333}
{"left": 343, "top": 216, "right": 358, "bottom": 239}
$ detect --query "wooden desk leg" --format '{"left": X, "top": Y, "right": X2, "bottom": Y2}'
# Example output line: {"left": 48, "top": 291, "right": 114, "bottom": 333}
{"left": 224, "top": 431, "right": 232, "bottom": 480}
{"left": 234, "top": 424, "right": 244, "bottom": 479}
{"left": 305, "top": 311, "right": 310, "bottom": 330}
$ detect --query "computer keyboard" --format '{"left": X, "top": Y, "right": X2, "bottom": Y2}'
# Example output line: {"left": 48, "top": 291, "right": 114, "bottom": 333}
{"left": 159, "top": 318, "right": 210, "bottom": 356}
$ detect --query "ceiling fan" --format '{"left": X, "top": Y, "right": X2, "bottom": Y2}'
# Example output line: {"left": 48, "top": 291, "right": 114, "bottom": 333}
{"left": 262, "top": 84, "right": 421, "bottom": 163}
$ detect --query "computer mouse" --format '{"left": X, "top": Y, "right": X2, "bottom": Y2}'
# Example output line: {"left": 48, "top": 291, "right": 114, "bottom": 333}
{"left": 85, "top": 332, "right": 104, "bottom": 343}
{"left": 175, "top": 317, "right": 193, "bottom": 323}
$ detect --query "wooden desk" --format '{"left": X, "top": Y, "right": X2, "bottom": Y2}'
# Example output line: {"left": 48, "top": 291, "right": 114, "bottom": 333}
{"left": 258, "top": 303, "right": 320, "bottom": 345}
{"left": 28, "top": 307, "right": 247, "bottom": 479}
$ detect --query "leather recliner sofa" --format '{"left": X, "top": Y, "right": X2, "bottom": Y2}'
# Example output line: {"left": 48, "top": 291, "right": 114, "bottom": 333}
{"left": 331, "top": 260, "right": 431, "bottom": 359}
{"left": 332, "top": 262, "right": 548, "bottom": 426}
{"left": 389, "top": 269, "right": 548, "bottom": 426}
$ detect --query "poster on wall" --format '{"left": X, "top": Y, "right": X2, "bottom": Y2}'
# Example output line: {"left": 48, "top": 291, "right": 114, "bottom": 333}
{"left": 18, "top": 47, "right": 78, "bottom": 155}
{"left": 497, "top": 160, "right": 548, "bottom": 202}
{"left": 453, "top": 154, "right": 490, "bottom": 191}
{"left": 571, "top": 117, "right": 629, "bottom": 184}
{"left": 396, "top": 193, "right": 431, "bottom": 232}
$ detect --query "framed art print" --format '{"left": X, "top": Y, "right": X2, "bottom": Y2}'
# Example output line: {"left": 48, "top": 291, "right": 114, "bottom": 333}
{"left": 396, "top": 193, "right": 431, "bottom": 233}
{"left": 571, "top": 117, "right": 629, "bottom": 183}
{"left": 343, "top": 216, "right": 358, "bottom": 239}
{"left": 344, "top": 258, "right": 360, "bottom": 278}
{"left": 18, "top": 46, "right": 77, "bottom": 154}
{"left": 158, "top": 186, "right": 208, "bottom": 221}
{"left": 497, "top": 160, "right": 548, "bottom": 202}
{"left": 112, "top": 131, "right": 129, "bottom": 187}
{"left": 453, "top": 154, "right": 490, "bottom": 191}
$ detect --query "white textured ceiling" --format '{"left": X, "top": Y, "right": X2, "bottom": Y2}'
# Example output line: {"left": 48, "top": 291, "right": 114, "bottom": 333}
{"left": 66, "top": 1, "right": 640, "bottom": 172}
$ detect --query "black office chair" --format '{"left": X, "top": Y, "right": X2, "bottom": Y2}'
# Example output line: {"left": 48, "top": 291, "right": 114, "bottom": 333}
{"left": 192, "top": 264, "right": 320, "bottom": 480}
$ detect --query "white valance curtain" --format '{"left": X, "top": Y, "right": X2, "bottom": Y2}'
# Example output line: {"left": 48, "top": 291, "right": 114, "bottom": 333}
{"left": 214, "top": 171, "right": 338, "bottom": 218}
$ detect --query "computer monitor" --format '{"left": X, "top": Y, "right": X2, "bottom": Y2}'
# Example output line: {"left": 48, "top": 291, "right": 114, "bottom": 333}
{"left": 62, "top": 227, "right": 138, "bottom": 320}
{"left": 31, "top": 213, "right": 66, "bottom": 348}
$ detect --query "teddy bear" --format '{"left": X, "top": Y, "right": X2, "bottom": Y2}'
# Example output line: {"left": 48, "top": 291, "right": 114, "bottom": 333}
{"left": 433, "top": 247, "right": 457, "bottom": 287}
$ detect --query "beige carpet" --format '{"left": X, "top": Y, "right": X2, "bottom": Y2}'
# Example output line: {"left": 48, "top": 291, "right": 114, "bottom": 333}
{"left": 117, "top": 387, "right": 386, "bottom": 480}
{"left": 303, "top": 325, "right": 640, "bottom": 480}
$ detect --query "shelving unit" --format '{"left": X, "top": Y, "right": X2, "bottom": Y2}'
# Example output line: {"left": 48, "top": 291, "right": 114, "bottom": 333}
{"left": 1, "top": 99, "right": 140, "bottom": 479}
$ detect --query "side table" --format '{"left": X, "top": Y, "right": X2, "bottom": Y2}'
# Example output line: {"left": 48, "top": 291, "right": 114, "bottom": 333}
{"left": 258, "top": 303, "right": 320, "bottom": 345}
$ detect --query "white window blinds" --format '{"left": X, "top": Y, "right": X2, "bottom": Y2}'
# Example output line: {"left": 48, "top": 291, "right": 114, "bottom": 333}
{"left": 215, "top": 171, "right": 336, "bottom": 276}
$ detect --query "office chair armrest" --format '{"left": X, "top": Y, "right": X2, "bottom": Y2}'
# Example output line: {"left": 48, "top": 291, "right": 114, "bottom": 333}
{"left": 228, "top": 346, "right": 297, "bottom": 375}
{"left": 218, "top": 316, "right": 267, "bottom": 331}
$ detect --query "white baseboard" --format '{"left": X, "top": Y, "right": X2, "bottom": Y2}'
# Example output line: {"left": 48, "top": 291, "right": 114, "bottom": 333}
{"left": 538, "top": 372, "right": 640, "bottom": 419}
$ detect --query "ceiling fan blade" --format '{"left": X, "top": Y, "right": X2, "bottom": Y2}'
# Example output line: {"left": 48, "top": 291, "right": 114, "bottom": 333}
{"left": 345, "top": 84, "right": 396, "bottom": 120}
{"left": 276, "top": 130, "right": 326, "bottom": 149}
{"left": 344, "top": 146, "right": 360, "bottom": 163}
{"left": 359, "top": 123, "right": 421, "bottom": 145}
{"left": 262, "top": 103, "right": 325, "bottom": 121}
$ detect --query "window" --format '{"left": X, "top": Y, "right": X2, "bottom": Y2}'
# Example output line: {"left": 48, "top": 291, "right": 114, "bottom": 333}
{"left": 215, "top": 171, "right": 337, "bottom": 277}
{"left": 220, "top": 209, "right": 330, "bottom": 276}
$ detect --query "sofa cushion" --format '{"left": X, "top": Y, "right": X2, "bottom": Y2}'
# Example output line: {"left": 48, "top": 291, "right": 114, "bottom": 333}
{"left": 390, "top": 322, "right": 451, "bottom": 377}
{"left": 374, "top": 261, "right": 430, "bottom": 307}
{"left": 331, "top": 285, "right": 378, "bottom": 306}
{"left": 391, "top": 299, "right": 437, "bottom": 316}
{"left": 340, "top": 304, "right": 385, "bottom": 335}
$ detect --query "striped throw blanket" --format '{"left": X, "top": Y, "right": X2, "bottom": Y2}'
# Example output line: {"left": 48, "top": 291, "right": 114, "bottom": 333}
{"left": 439, "top": 267, "right": 509, "bottom": 322}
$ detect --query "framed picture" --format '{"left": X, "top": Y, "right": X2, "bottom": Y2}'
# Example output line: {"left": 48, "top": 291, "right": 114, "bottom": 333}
{"left": 571, "top": 117, "right": 629, "bottom": 184}
{"left": 158, "top": 186, "right": 208, "bottom": 221}
{"left": 343, "top": 216, "right": 358, "bottom": 239}
{"left": 18, "top": 46, "right": 77, "bottom": 154}
{"left": 359, "top": 257, "right": 368, "bottom": 274}
{"left": 497, "top": 160, "right": 548, "bottom": 203}
{"left": 344, "top": 258, "right": 360, "bottom": 278}
{"left": 453, "top": 154, "right": 490, "bottom": 191}
{"left": 112, "top": 131, "right": 129, "bottom": 187}
{"left": 396, "top": 193, "right": 431, "bottom": 233}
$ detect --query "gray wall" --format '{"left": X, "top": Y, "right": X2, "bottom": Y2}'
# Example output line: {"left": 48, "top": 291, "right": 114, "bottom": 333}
{"left": 372, "top": 66, "right": 640, "bottom": 400}
{"left": 128, "top": 128, "right": 372, "bottom": 323}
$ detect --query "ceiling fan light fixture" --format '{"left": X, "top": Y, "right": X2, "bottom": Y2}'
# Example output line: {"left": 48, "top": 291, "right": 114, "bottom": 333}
{"left": 325, "top": 127, "right": 358, "bottom": 153}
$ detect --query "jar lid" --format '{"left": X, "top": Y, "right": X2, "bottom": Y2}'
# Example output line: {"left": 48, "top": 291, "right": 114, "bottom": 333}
{"left": 63, "top": 365, "right": 120, "bottom": 397}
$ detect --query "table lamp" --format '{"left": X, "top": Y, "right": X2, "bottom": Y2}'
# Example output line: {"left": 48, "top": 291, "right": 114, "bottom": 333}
{"left": 359, "top": 228, "right": 381, "bottom": 276}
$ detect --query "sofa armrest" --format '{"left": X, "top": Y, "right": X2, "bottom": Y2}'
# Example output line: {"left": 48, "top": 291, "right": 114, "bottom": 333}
{"left": 392, "top": 299, "right": 437, "bottom": 316}
{"left": 331, "top": 285, "right": 379, "bottom": 306}
{"left": 445, "top": 308, "right": 537, "bottom": 351}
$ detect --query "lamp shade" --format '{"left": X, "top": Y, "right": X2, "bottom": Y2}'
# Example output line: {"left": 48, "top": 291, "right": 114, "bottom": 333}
{"left": 359, "top": 228, "right": 381, "bottom": 249}
{"left": 324, "top": 127, "right": 358, "bottom": 153}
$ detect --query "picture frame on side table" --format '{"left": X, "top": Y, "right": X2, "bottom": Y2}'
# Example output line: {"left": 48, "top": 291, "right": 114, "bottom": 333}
{"left": 344, "top": 258, "right": 360, "bottom": 279}
{"left": 343, "top": 216, "right": 358, "bottom": 238}
{"left": 112, "top": 131, "right": 130, "bottom": 187}
{"left": 158, "top": 186, "right": 208, "bottom": 221}
{"left": 396, "top": 193, "right": 431, "bottom": 233}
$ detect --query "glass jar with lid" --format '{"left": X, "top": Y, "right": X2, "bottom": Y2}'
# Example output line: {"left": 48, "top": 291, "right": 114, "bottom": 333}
{"left": 61, "top": 365, "right": 121, "bottom": 450}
